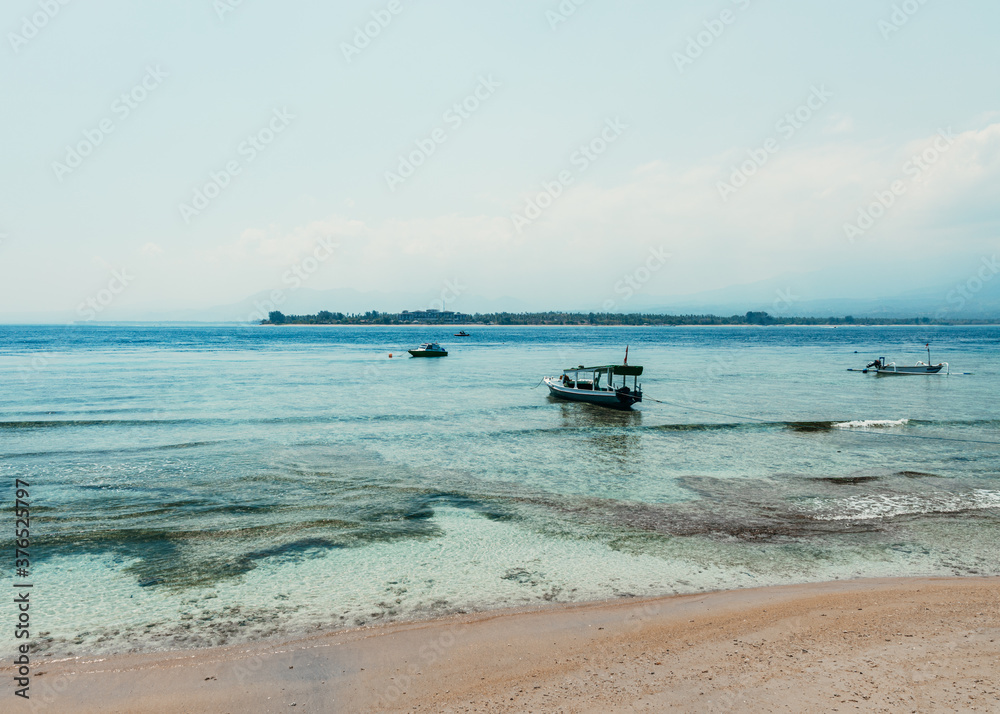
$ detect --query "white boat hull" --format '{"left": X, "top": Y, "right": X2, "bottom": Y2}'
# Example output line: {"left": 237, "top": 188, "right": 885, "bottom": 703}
{"left": 875, "top": 363, "right": 946, "bottom": 375}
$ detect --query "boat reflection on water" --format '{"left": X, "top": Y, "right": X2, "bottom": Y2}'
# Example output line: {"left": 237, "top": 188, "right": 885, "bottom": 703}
{"left": 556, "top": 401, "right": 643, "bottom": 467}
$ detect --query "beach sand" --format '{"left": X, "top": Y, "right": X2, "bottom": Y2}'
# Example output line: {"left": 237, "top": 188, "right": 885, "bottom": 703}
{"left": 18, "top": 577, "right": 999, "bottom": 713}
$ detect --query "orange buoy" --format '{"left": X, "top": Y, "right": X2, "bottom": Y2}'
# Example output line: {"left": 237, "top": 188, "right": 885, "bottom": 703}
{"left": 389, "top": 353, "right": 393, "bottom": 358}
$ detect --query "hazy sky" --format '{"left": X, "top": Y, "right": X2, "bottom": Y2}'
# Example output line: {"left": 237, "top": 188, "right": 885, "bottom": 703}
{"left": 2, "top": 0, "right": 999, "bottom": 319}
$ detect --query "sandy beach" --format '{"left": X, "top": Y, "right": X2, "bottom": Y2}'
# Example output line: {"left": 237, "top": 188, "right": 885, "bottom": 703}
{"left": 15, "top": 576, "right": 998, "bottom": 713}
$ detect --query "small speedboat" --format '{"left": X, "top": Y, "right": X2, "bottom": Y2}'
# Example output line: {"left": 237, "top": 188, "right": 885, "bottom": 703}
{"left": 408, "top": 342, "right": 448, "bottom": 357}
{"left": 454, "top": 331, "right": 471, "bottom": 337}
{"left": 543, "top": 349, "right": 643, "bottom": 409}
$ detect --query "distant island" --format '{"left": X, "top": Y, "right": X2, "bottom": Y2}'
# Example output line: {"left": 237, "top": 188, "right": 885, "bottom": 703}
{"left": 261, "top": 309, "right": 995, "bottom": 326}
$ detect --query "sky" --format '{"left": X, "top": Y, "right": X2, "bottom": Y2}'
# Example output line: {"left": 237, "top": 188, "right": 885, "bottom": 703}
{"left": 1, "top": 0, "right": 999, "bottom": 320}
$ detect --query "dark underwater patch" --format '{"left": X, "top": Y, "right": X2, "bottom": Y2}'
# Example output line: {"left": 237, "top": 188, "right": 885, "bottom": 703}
{"left": 784, "top": 421, "right": 835, "bottom": 432}
{"left": 812, "top": 475, "right": 883, "bottom": 485}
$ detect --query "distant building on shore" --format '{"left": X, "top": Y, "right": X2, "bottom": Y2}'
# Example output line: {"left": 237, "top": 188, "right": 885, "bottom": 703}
{"left": 398, "top": 309, "right": 471, "bottom": 323}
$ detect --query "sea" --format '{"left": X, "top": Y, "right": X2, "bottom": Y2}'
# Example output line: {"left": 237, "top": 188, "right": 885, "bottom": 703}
{"left": 2, "top": 324, "right": 998, "bottom": 658}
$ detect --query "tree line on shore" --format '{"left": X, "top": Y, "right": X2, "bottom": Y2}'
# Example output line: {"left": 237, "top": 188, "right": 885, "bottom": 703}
{"left": 262, "top": 310, "right": 993, "bottom": 326}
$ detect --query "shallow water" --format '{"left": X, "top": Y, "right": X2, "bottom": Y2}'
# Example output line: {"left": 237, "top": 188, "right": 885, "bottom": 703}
{"left": 1, "top": 324, "right": 998, "bottom": 656}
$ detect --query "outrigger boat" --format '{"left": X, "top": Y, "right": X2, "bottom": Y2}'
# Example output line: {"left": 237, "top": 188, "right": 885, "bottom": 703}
{"left": 543, "top": 349, "right": 643, "bottom": 409}
{"left": 856, "top": 344, "right": 948, "bottom": 375}
{"left": 862, "top": 357, "right": 947, "bottom": 375}
{"left": 408, "top": 342, "right": 448, "bottom": 357}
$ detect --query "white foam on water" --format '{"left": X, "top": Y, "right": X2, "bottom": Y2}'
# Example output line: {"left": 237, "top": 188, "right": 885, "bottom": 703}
{"left": 832, "top": 419, "right": 910, "bottom": 429}
{"left": 812, "top": 489, "right": 1000, "bottom": 521}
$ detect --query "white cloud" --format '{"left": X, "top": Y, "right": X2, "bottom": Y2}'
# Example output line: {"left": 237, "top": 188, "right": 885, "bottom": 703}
{"left": 203, "top": 217, "right": 368, "bottom": 266}
{"left": 824, "top": 114, "right": 855, "bottom": 135}
{"left": 175, "top": 121, "right": 1000, "bottom": 308}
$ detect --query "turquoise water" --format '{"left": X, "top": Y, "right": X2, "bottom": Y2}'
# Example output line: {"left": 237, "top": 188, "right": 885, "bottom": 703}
{"left": 2, "top": 324, "right": 999, "bottom": 657}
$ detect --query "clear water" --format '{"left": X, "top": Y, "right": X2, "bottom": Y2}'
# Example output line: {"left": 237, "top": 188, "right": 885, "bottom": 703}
{"left": 2, "top": 324, "right": 998, "bottom": 657}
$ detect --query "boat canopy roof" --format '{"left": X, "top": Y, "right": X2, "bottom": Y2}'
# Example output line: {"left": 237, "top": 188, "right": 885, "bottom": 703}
{"left": 563, "top": 364, "right": 643, "bottom": 376}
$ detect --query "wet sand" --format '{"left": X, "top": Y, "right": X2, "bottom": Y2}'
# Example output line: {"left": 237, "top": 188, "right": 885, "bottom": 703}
{"left": 16, "top": 577, "right": 1000, "bottom": 713}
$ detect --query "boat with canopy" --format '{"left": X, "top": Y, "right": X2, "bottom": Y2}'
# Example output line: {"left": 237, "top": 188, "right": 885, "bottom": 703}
{"left": 543, "top": 349, "right": 643, "bottom": 409}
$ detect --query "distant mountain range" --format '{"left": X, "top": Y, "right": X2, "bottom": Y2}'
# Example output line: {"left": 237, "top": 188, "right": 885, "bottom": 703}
{"left": 129, "top": 288, "right": 534, "bottom": 323}
{"left": 171, "top": 266, "right": 1000, "bottom": 322}
{"left": 3, "top": 263, "right": 998, "bottom": 323}
{"left": 627, "top": 272, "right": 1000, "bottom": 320}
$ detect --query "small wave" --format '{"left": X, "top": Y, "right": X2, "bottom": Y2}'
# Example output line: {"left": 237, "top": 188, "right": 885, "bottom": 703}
{"left": 652, "top": 422, "right": 763, "bottom": 433}
{"left": 832, "top": 419, "right": 909, "bottom": 429}
{"left": 0, "top": 419, "right": 190, "bottom": 430}
{"left": 806, "top": 470, "right": 939, "bottom": 485}
{"left": 154, "top": 441, "right": 220, "bottom": 450}
{"left": 784, "top": 421, "right": 835, "bottom": 432}
{"left": 812, "top": 489, "right": 1000, "bottom": 521}
{"left": 1, "top": 440, "right": 230, "bottom": 460}
{"left": 910, "top": 418, "right": 1000, "bottom": 428}
{"left": 0, "top": 415, "right": 362, "bottom": 430}
{"left": 812, "top": 475, "right": 883, "bottom": 485}
{"left": 657, "top": 419, "right": 912, "bottom": 433}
